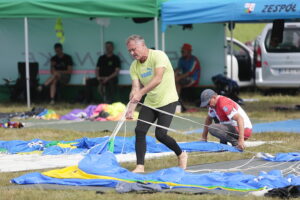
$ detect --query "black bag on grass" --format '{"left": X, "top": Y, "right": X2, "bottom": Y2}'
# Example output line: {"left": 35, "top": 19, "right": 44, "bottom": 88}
{"left": 212, "top": 74, "right": 243, "bottom": 105}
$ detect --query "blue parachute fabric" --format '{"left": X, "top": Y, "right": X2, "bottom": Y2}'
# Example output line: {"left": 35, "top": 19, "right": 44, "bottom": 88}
{"left": 12, "top": 171, "right": 118, "bottom": 187}
{"left": 80, "top": 136, "right": 240, "bottom": 154}
{"left": 36, "top": 109, "right": 48, "bottom": 117}
{"left": 42, "top": 146, "right": 84, "bottom": 155}
{"left": 252, "top": 119, "right": 300, "bottom": 133}
{"left": 177, "top": 141, "right": 239, "bottom": 152}
{"left": 184, "top": 119, "right": 300, "bottom": 134}
{"left": 0, "top": 136, "right": 239, "bottom": 155}
{"left": 74, "top": 137, "right": 108, "bottom": 149}
{"left": 73, "top": 136, "right": 109, "bottom": 154}
{"left": 260, "top": 152, "right": 300, "bottom": 162}
{"left": 12, "top": 152, "right": 300, "bottom": 190}
{"left": 0, "top": 139, "right": 48, "bottom": 154}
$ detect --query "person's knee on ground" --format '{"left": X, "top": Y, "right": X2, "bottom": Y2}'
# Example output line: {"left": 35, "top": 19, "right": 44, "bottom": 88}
{"left": 208, "top": 125, "right": 238, "bottom": 146}
{"left": 208, "top": 125, "right": 229, "bottom": 143}
{"left": 208, "top": 125, "right": 224, "bottom": 140}
{"left": 220, "top": 139, "right": 227, "bottom": 145}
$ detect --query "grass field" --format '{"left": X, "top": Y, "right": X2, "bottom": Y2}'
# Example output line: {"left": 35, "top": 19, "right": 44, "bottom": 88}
{"left": 226, "top": 23, "right": 267, "bottom": 43}
{"left": 0, "top": 92, "right": 300, "bottom": 200}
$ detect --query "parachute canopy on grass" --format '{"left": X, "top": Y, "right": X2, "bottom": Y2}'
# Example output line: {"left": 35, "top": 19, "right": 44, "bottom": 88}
{"left": 0, "top": 0, "right": 158, "bottom": 18}
{"left": 12, "top": 152, "right": 300, "bottom": 191}
{"left": 0, "top": 136, "right": 240, "bottom": 155}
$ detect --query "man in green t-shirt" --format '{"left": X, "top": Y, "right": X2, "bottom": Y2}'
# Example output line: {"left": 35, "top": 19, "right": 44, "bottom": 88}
{"left": 125, "top": 35, "right": 188, "bottom": 173}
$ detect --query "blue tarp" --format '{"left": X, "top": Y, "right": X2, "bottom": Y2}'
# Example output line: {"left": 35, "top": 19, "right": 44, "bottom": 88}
{"left": 253, "top": 119, "right": 300, "bottom": 133}
{"left": 162, "top": 0, "right": 300, "bottom": 31}
{"left": 12, "top": 152, "right": 300, "bottom": 191}
{"left": 0, "top": 136, "right": 239, "bottom": 155}
{"left": 261, "top": 152, "right": 300, "bottom": 162}
{"left": 184, "top": 119, "right": 300, "bottom": 134}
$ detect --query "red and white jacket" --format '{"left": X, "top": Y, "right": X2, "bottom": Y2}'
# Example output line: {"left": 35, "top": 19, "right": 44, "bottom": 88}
{"left": 208, "top": 96, "right": 252, "bottom": 138}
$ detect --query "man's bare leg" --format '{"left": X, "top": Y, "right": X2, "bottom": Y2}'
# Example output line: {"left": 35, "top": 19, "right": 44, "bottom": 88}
{"left": 44, "top": 75, "right": 57, "bottom": 87}
{"left": 178, "top": 151, "right": 188, "bottom": 169}
{"left": 50, "top": 79, "right": 57, "bottom": 100}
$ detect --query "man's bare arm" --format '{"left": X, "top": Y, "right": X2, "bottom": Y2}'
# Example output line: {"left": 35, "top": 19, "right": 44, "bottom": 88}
{"left": 201, "top": 116, "right": 212, "bottom": 141}
{"left": 232, "top": 113, "right": 245, "bottom": 150}
{"left": 126, "top": 79, "right": 142, "bottom": 119}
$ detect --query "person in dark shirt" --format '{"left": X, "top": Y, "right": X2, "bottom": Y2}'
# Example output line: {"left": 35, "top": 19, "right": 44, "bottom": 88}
{"left": 84, "top": 41, "right": 121, "bottom": 103}
{"left": 38, "top": 43, "right": 73, "bottom": 104}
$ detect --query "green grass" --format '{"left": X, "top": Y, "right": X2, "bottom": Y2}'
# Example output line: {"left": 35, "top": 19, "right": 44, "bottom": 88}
{"left": 0, "top": 92, "right": 300, "bottom": 199}
{"left": 226, "top": 23, "right": 267, "bottom": 42}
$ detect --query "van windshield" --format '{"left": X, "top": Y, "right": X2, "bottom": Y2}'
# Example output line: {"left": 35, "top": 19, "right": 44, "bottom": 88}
{"left": 265, "top": 28, "right": 300, "bottom": 53}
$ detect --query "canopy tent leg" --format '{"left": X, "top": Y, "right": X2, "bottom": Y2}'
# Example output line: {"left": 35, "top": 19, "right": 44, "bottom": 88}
{"left": 24, "top": 17, "right": 31, "bottom": 108}
{"left": 223, "top": 23, "right": 227, "bottom": 77}
{"left": 100, "top": 25, "right": 104, "bottom": 55}
{"left": 230, "top": 21, "right": 234, "bottom": 80}
{"left": 161, "top": 32, "right": 165, "bottom": 52}
{"left": 154, "top": 17, "right": 158, "bottom": 50}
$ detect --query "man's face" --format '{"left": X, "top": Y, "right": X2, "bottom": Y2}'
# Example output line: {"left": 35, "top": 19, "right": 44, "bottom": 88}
{"left": 208, "top": 96, "right": 217, "bottom": 108}
{"left": 181, "top": 48, "right": 191, "bottom": 58}
{"left": 127, "top": 40, "right": 144, "bottom": 60}
{"left": 105, "top": 43, "right": 114, "bottom": 54}
{"left": 55, "top": 47, "right": 63, "bottom": 55}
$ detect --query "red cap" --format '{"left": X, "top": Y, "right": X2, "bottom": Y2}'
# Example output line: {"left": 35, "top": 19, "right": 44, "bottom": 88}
{"left": 182, "top": 43, "right": 192, "bottom": 51}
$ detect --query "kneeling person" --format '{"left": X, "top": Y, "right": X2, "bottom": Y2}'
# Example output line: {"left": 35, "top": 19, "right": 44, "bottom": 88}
{"left": 200, "top": 89, "right": 252, "bottom": 150}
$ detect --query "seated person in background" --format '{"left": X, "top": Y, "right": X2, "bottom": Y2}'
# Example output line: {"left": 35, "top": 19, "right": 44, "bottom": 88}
{"left": 175, "top": 43, "right": 201, "bottom": 111}
{"left": 200, "top": 89, "right": 252, "bottom": 151}
{"left": 84, "top": 41, "right": 121, "bottom": 104}
{"left": 38, "top": 43, "right": 73, "bottom": 104}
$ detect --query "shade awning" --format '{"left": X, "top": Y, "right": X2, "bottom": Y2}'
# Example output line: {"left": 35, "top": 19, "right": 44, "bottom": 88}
{"left": 0, "top": 0, "right": 158, "bottom": 18}
{"left": 162, "top": 0, "right": 300, "bottom": 31}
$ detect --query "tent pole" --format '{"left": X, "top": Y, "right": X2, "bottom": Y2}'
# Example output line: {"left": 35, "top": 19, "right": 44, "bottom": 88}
{"left": 100, "top": 26, "right": 104, "bottom": 55}
{"left": 24, "top": 17, "right": 31, "bottom": 108}
{"left": 154, "top": 17, "right": 158, "bottom": 49}
{"left": 223, "top": 23, "right": 227, "bottom": 78}
{"left": 230, "top": 21, "right": 234, "bottom": 80}
{"left": 161, "top": 32, "right": 165, "bottom": 52}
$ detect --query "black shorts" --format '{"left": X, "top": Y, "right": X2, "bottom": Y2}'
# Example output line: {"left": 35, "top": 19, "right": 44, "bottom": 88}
{"left": 58, "top": 74, "right": 71, "bottom": 85}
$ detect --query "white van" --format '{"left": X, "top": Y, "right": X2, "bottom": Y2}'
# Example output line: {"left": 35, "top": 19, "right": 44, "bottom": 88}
{"left": 254, "top": 23, "right": 300, "bottom": 89}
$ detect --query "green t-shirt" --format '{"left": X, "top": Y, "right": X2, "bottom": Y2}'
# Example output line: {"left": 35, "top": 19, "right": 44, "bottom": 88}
{"left": 130, "top": 49, "right": 178, "bottom": 108}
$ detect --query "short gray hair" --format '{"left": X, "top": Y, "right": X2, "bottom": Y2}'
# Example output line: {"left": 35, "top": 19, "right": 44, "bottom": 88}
{"left": 126, "top": 34, "right": 145, "bottom": 45}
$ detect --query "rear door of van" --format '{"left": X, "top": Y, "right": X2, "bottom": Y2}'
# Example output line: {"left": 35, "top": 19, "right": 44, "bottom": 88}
{"left": 261, "top": 23, "right": 300, "bottom": 87}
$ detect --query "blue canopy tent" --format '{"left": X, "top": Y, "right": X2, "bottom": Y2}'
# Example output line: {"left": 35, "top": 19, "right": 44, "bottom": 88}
{"left": 161, "top": 0, "right": 300, "bottom": 81}
{"left": 162, "top": 0, "right": 300, "bottom": 30}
